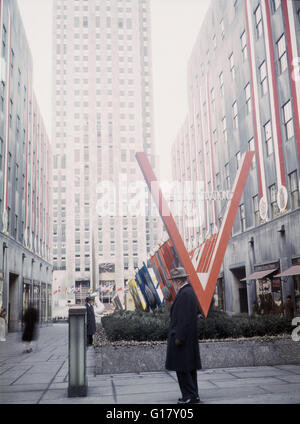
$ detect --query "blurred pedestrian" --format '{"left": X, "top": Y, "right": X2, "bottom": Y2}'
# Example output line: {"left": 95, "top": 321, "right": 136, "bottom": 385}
{"left": 22, "top": 304, "right": 39, "bottom": 353}
{"left": 165, "top": 267, "right": 202, "bottom": 404}
{"left": 85, "top": 295, "right": 96, "bottom": 346}
{"left": 283, "top": 295, "right": 294, "bottom": 319}
{"left": 252, "top": 300, "right": 259, "bottom": 316}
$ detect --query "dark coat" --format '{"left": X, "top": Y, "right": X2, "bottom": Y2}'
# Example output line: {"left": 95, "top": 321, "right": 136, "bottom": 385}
{"left": 165, "top": 284, "right": 201, "bottom": 372}
{"left": 22, "top": 307, "right": 39, "bottom": 342}
{"left": 86, "top": 303, "right": 96, "bottom": 336}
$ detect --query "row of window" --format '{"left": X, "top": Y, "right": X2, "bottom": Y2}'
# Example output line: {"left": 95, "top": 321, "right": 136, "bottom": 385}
{"left": 238, "top": 170, "right": 299, "bottom": 233}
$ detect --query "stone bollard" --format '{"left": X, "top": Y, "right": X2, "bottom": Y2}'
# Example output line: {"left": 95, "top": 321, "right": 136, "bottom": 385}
{"left": 68, "top": 306, "right": 87, "bottom": 397}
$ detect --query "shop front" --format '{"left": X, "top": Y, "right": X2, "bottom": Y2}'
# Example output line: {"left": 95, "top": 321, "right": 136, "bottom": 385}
{"left": 33, "top": 280, "right": 40, "bottom": 312}
{"left": 214, "top": 276, "right": 225, "bottom": 311}
{"left": 47, "top": 284, "right": 52, "bottom": 321}
{"left": 22, "top": 278, "right": 32, "bottom": 318}
{"left": 241, "top": 264, "right": 281, "bottom": 315}
{"left": 22, "top": 278, "right": 52, "bottom": 322}
{"left": 41, "top": 283, "right": 47, "bottom": 322}
{"left": 274, "top": 258, "right": 300, "bottom": 317}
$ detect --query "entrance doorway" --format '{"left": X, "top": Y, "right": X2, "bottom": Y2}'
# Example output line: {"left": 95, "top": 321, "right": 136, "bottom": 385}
{"left": 230, "top": 266, "right": 249, "bottom": 314}
{"left": 239, "top": 286, "right": 248, "bottom": 313}
{"left": 8, "top": 273, "right": 19, "bottom": 332}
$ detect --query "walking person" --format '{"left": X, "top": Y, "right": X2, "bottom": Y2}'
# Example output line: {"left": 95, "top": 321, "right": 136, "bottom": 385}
{"left": 85, "top": 295, "right": 96, "bottom": 346}
{"left": 165, "top": 267, "right": 202, "bottom": 404}
{"left": 22, "top": 304, "right": 39, "bottom": 353}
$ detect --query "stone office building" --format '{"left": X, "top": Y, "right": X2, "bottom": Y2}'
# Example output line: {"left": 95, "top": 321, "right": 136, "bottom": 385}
{"left": 171, "top": 0, "right": 300, "bottom": 316}
{"left": 0, "top": 0, "right": 53, "bottom": 331}
{"left": 51, "top": 0, "right": 161, "bottom": 304}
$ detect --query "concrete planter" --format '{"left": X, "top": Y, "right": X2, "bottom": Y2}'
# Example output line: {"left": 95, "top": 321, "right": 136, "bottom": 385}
{"left": 95, "top": 337, "right": 300, "bottom": 375}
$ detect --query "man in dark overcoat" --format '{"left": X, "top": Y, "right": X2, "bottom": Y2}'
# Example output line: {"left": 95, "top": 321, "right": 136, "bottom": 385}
{"left": 165, "top": 267, "right": 202, "bottom": 404}
{"left": 85, "top": 296, "right": 96, "bottom": 346}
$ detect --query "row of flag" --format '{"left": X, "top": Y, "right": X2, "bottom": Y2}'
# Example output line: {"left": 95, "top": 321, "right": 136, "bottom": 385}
{"left": 53, "top": 284, "right": 127, "bottom": 297}
{"left": 53, "top": 285, "right": 92, "bottom": 295}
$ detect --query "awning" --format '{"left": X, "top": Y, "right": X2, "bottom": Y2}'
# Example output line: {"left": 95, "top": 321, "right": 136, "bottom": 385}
{"left": 274, "top": 265, "right": 300, "bottom": 278}
{"left": 240, "top": 268, "right": 277, "bottom": 281}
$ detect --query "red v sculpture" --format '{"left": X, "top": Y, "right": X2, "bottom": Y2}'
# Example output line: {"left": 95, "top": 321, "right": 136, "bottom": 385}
{"left": 136, "top": 151, "right": 255, "bottom": 317}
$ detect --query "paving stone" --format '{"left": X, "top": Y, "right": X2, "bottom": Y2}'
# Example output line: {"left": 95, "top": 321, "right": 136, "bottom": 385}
{"left": 207, "top": 392, "right": 300, "bottom": 404}
{"left": 212, "top": 376, "right": 287, "bottom": 388}
{"left": 258, "top": 382, "right": 300, "bottom": 394}
{"left": 229, "top": 369, "right": 295, "bottom": 378}
{"left": 0, "top": 390, "right": 43, "bottom": 403}
{"left": 274, "top": 365, "right": 300, "bottom": 374}
{"left": 0, "top": 383, "right": 48, "bottom": 393}
{"left": 1, "top": 324, "right": 300, "bottom": 404}
{"left": 274, "top": 374, "right": 300, "bottom": 383}
{"left": 200, "top": 385, "right": 267, "bottom": 401}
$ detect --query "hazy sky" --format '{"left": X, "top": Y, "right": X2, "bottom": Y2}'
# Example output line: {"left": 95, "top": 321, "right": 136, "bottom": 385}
{"left": 17, "top": 0, "right": 211, "bottom": 180}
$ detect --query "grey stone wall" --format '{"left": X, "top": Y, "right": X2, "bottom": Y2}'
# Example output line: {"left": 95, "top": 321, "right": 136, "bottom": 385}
{"left": 95, "top": 337, "right": 300, "bottom": 375}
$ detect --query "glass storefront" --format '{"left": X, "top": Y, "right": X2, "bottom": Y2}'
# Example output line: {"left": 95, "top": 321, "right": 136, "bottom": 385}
{"left": 33, "top": 282, "right": 40, "bottom": 313}
{"left": 255, "top": 277, "right": 283, "bottom": 315}
{"left": 214, "top": 278, "right": 225, "bottom": 311}
{"left": 22, "top": 280, "right": 32, "bottom": 318}
{"left": 47, "top": 284, "right": 52, "bottom": 321}
{"left": 41, "top": 283, "right": 47, "bottom": 322}
{"left": 294, "top": 275, "right": 300, "bottom": 315}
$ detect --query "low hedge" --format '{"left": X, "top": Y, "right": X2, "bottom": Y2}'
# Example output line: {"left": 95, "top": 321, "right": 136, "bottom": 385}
{"left": 100, "top": 305, "right": 293, "bottom": 342}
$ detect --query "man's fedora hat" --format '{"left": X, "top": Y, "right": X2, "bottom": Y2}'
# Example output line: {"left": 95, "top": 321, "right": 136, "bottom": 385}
{"left": 169, "top": 267, "right": 189, "bottom": 280}
{"left": 86, "top": 295, "right": 94, "bottom": 301}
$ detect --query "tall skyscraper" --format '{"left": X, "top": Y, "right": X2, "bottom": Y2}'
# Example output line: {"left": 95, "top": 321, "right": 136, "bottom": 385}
{"left": 52, "top": 0, "right": 160, "bottom": 304}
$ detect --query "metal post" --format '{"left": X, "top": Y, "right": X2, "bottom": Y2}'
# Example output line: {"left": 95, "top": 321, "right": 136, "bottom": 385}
{"left": 68, "top": 306, "right": 87, "bottom": 397}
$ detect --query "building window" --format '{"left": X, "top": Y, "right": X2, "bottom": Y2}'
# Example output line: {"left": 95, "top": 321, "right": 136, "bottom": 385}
{"left": 245, "top": 83, "right": 252, "bottom": 114}
{"left": 220, "top": 19, "right": 225, "bottom": 39}
{"left": 259, "top": 61, "right": 268, "bottom": 96}
{"left": 211, "top": 87, "right": 215, "bottom": 111}
{"left": 255, "top": 5, "right": 263, "bottom": 39}
{"left": 232, "top": 101, "right": 238, "bottom": 129}
{"left": 229, "top": 53, "right": 235, "bottom": 80}
{"left": 272, "top": 0, "right": 281, "bottom": 12}
{"left": 277, "top": 34, "right": 288, "bottom": 74}
{"left": 241, "top": 30, "right": 248, "bottom": 61}
{"left": 253, "top": 195, "right": 260, "bottom": 226}
{"left": 213, "top": 34, "right": 217, "bottom": 49}
{"left": 83, "top": 16, "right": 88, "bottom": 27}
{"left": 264, "top": 121, "right": 273, "bottom": 156}
{"left": 248, "top": 137, "right": 256, "bottom": 169}
{"left": 236, "top": 151, "right": 241, "bottom": 169}
{"left": 289, "top": 171, "right": 299, "bottom": 210}
{"left": 0, "top": 137, "right": 3, "bottom": 171}
{"left": 225, "top": 163, "right": 230, "bottom": 190}
{"left": 10, "top": 49, "right": 14, "bottom": 75}
{"left": 283, "top": 100, "right": 294, "bottom": 140}
{"left": 269, "top": 184, "right": 279, "bottom": 218}
{"left": 222, "top": 116, "right": 227, "bottom": 142}
{"left": 2, "top": 25, "right": 6, "bottom": 58}
{"left": 219, "top": 72, "right": 224, "bottom": 96}
{"left": 239, "top": 204, "right": 246, "bottom": 232}
{"left": 0, "top": 81, "right": 4, "bottom": 112}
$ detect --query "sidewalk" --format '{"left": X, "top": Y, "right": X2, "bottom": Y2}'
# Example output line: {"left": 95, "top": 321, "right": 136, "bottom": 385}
{"left": 0, "top": 324, "right": 300, "bottom": 404}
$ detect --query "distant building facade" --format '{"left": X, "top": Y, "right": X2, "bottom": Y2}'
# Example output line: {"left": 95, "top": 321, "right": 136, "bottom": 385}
{"left": 0, "top": 0, "right": 53, "bottom": 331}
{"left": 172, "top": 0, "right": 300, "bottom": 316}
{"left": 52, "top": 0, "right": 161, "bottom": 305}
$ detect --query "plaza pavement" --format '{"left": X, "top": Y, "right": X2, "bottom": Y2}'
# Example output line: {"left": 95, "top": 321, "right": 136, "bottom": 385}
{"left": 0, "top": 323, "right": 300, "bottom": 404}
